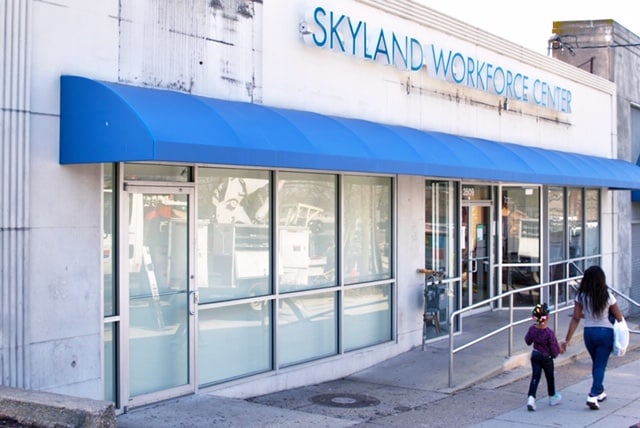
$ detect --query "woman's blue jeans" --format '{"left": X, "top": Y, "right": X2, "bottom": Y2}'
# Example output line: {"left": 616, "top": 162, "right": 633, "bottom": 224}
{"left": 583, "top": 327, "right": 613, "bottom": 396}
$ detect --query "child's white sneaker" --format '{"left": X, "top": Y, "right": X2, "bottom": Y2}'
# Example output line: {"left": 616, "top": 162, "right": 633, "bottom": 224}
{"left": 527, "top": 395, "right": 536, "bottom": 411}
{"left": 549, "top": 393, "right": 562, "bottom": 406}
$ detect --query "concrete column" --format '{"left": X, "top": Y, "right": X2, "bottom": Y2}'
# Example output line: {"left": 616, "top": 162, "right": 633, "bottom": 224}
{"left": 0, "top": 0, "right": 31, "bottom": 388}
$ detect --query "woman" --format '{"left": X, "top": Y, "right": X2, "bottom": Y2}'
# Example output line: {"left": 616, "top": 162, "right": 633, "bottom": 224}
{"left": 561, "top": 265, "right": 623, "bottom": 410}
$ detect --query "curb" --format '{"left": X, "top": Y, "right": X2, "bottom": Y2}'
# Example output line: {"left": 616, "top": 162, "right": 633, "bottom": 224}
{"left": 0, "top": 386, "right": 116, "bottom": 428}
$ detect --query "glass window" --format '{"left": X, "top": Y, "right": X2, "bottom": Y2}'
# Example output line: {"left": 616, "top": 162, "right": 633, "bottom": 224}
{"left": 502, "top": 187, "right": 540, "bottom": 263}
{"left": 104, "top": 323, "right": 116, "bottom": 403}
{"left": 344, "top": 284, "right": 392, "bottom": 351}
{"left": 198, "top": 302, "right": 272, "bottom": 386}
{"left": 548, "top": 187, "right": 565, "bottom": 263}
{"left": 279, "top": 292, "right": 337, "bottom": 367}
{"left": 585, "top": 189, "right": 600, "bottom": 258}
{"left": 548, "top": 187, "right": 566, "bottom": 290}
{"left": 196, "top": 168, "right": 270, "bottom": 303}
{"left": 277, "top": 172, "right": 337, "bottom": 293}
{"left": 123, "top": 163, "right": 191, "bottom": 182}
{"left": 103, "top": 164, "right": 118, "bottom": 404}
{"left": 462, "top": 184, "right": 491, "bottom": 201}
{"left": 425, "top": 181, "right": 458, "bottom": 277}
{"left": 343, "top": 176, "right": 392, "bottom": 284}
{"left": 568, "top": 188, "right": 583, "bottom": 275}
{"left": 104, "top": 164, "right": 116, "bottom": 317}
{"left": 503, "top": 265, "right": 541, "bottom": 305}
{"left": 501, "top": 187, "right": 540, "bottom": 307}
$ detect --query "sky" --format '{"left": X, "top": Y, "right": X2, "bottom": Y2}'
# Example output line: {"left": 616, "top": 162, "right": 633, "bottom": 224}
{"left": 416, "top": 0, "right": 639, "bottom": 55}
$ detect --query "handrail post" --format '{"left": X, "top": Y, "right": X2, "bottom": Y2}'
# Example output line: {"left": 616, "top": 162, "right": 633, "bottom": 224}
{"left": 553, "top": 282, "right": 559, "bottom": 333}
{"left": 508, "top": 293, "right": 514, "bottom": 356}
{"left": 449, "top": 312, "right": 454, "bottom": 388}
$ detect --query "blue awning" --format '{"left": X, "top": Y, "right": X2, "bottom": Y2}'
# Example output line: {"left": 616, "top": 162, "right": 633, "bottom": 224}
{"left": 60, "top": 75, "right": 640, "bottom": 189}
{"left": 634, "top": 155, "right": 640, "bottom": 200}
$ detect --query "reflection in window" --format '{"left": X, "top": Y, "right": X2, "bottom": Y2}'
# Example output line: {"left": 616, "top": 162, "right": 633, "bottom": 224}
{"left": 585, "top": 189, "right": 600, "bottom": 258}
{"left": 123, "top": 163, "right": 191, "bottom": 182}
{"left": 568, "top": 188, "right": 583, "bottom": 275}
{"left": 278, "top": 172, "right": 337, "bottom": 292}
{"left": 546, "top": 188, "right": 600, "bottom": 306}
{"left": 548, "top": 187, "right": 565, "bottom": 263}
{"left": 502, "top": 265, "right": 540, "bottom": 306}
{"left": 103, "top": 164, "right": 117, "bottom": 405}
{"left": 198, "top": 302, "right": 272, "bottom": 386}
{"left": 425, "top": 181, "right": 457, "bottom": 277}
{"left": 502, "top": 187, "right": 540, "bottom": 263}
{"left": 344, "top": 176, "right": 392, "bottom": 284}
{"left": 344, "top": 284, "right": 391, "bottom": 351}
{"left": 104, "top": 164, "right": 116, "bottom": 317}
{"left": 196, "top": 168, "right": 271, "bottom": 303}
{"left": 279, "top": 292, "right": 337, "bottom": 367}
{"left": 501, "top": 187, "right": 540, "bottom": 307}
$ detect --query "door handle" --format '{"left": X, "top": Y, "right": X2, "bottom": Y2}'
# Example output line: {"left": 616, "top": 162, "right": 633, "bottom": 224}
{"left": 189, "top": 291, "right": 199, "bottom": 315}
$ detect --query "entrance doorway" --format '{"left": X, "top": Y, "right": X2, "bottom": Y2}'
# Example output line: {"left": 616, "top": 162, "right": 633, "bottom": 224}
{"left": 461, "top": 203, "right": 492, "bottom": 310}
{"left": 122, "top": 186, "right": 196, "bottom": 406}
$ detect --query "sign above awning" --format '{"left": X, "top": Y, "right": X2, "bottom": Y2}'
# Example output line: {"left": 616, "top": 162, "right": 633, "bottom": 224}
{"left": 60, "top": 75, "right": 640, "bottom": 190}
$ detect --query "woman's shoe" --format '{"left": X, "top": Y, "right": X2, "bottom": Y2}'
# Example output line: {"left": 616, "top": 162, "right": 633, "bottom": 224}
{"left": 586, "top": 395, "right": 599, "bottom": 410}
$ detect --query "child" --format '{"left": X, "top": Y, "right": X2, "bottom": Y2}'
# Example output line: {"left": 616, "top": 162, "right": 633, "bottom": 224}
{"left": 525, "top": 303, "right": 562, "bottom": 411}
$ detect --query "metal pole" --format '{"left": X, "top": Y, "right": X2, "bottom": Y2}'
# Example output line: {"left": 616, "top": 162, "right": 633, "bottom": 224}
{"left": 508, "top": 293, "right": 514, "bottom": 356}
{"left": 448, "top": 313, "right": 454, "bottom": 387}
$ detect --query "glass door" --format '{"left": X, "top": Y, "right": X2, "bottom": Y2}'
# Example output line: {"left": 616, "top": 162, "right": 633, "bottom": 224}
{"left": 424, "top": 180, "right": 458, "bottom": 338}
{"left": 122, "top": 186, "right": 196, "bottom": 406}
{"left": 461, "top": 203, "right": 492, "bottom": 310}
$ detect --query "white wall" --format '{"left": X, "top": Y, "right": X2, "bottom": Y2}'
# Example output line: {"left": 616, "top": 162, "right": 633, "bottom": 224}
{"left": 262, "top": 0, "right": 617, "bottom": 160}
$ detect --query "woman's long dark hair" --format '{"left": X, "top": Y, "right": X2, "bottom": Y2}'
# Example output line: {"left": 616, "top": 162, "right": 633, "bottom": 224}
{"left": 578, "top": 265, "right": 609, "bottom": 316}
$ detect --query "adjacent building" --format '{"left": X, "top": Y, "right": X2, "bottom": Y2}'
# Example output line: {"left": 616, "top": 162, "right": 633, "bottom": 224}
{"left": 550, "top": 19, "right": 640, "bottom": 315}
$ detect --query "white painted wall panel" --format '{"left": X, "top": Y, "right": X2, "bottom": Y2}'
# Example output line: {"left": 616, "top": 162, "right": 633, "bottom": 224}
{"left": 119, "top": 0, "right": 261, "bottom": 101}
{"left": 30, "top": 0, "right": 120, "bottom": 114}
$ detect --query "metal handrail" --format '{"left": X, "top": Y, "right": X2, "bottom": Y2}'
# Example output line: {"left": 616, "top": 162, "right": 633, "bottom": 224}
{"left": 446, "top": 275, "right": 640, "bottom": 387}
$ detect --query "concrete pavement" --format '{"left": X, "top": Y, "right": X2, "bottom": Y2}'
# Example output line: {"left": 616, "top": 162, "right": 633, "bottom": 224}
{"left": 118, "top": 312, "right": 640, "bottom": 427}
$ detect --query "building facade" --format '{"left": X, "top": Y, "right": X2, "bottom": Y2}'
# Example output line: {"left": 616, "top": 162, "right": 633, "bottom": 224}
{"left": 2, "top": 0, "right": 640, "bottom": 412}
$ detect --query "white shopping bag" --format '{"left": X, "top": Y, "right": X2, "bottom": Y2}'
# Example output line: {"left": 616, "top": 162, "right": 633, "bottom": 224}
{"left": 612, "top": 318, "right": 629, "bottom": 357}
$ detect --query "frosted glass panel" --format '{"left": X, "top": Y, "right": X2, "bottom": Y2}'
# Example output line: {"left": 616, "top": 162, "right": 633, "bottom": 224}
{"left": 279, "top": 292, "right": 336, "bottom": 366}
{"left": 344, "top": 284, "right": 392, "bottom": 351}
{"left": 343, "top": 176, "right": 391, "bottom": 284}
{"left": 198, "top": 302, "right": 272, "bottom": 386}
{"left": 104, "top": 323, "right": 116, "bottom": 403}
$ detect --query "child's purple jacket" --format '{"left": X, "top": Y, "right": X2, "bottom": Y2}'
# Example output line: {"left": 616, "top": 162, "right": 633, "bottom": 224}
{"left": 525, "top": 325, "right": 560, "bottom": 358}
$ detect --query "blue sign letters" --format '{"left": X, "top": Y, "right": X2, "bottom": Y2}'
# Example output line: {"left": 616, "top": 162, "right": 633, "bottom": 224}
{"left": 302, "top": 6, "right": 572, "bottom": 113}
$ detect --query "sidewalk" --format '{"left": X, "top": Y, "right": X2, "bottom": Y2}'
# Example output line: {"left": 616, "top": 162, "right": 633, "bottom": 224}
{"left": 118, "top": 312, "right": 640, "bottom": 427}
{"left": 473, "top": 357, "right": 640, "bottom": 427}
